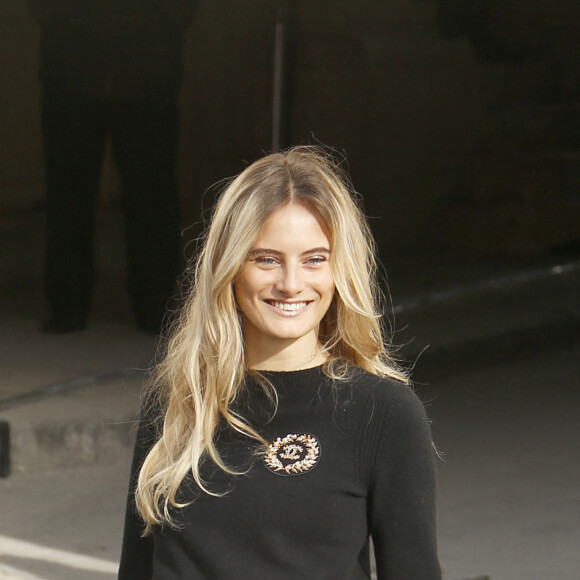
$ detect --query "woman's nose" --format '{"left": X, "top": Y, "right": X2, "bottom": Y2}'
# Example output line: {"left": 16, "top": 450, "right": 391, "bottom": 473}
{"left": 275, "top": 264, "right": 305, "bottom": 294}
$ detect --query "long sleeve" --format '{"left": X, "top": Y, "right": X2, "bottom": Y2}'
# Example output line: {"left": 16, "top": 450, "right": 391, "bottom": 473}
{"left": 367, "top": 385, "right": 441, "bottom": 579}
{"left": 117, "top": 403, "right": 157, "bottom": 579}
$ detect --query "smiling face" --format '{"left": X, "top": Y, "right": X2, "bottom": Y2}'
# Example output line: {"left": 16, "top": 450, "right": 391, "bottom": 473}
{"left": 234, "top": 202, "right": 335, "bottom": 370}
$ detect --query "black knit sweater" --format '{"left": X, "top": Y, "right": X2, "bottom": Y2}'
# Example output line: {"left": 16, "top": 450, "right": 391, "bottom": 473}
{"left": 118, "top": 366, "right": 441, "bottom": 579}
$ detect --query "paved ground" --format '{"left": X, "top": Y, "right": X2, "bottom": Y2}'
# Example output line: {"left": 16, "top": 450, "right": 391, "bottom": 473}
{"left": 1, "top": 211, "right": 579, "bottom": 579}
{"left": 433, "top": 344, "right": 580, "bottom": 580}
{"left": 0, "top": 458, "right": 130, "bottom": 580}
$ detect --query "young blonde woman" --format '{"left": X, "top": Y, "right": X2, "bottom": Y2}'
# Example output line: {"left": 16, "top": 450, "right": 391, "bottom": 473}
{"left": 118, "top": 146, "right": 441, "bottom": 579}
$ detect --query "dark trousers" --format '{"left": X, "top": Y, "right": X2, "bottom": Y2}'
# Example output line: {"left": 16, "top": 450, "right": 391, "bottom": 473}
{"left": 41, "top": 89, "right": 181, "bottom": 328}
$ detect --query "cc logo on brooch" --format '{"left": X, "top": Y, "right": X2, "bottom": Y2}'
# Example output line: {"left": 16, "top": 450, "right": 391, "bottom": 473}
{"left": 264, "top": 433, "right": 321, "bottom": 476}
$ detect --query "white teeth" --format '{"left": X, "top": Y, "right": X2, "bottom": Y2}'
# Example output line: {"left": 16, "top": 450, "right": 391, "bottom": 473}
{"left": 270, "top": 301, "right": 308, "bottom": 311}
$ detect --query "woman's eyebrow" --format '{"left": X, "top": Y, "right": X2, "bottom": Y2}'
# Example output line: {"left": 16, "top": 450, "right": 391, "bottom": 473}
{"left": 302, "top": 247, "right": 331, "bottom": 256}
{"left": 248, "top": 248, "right": 282, "bottom": 258}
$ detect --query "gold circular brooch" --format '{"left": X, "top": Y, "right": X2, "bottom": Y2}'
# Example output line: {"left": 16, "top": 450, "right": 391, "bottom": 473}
{"left": 263, "top": 433, "right": 321, "bottom": 476}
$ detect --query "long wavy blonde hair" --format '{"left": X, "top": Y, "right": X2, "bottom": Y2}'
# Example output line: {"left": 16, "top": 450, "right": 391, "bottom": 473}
{"left": 135, "top": 146, "right": 408, "bottom": 532}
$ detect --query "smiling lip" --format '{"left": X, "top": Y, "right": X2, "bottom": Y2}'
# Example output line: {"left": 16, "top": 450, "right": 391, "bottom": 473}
{"left": 265, "top": 300, "right": 312, "bottom": 316}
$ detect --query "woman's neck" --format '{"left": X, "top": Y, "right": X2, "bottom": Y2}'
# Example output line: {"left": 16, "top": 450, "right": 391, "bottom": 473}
{"left": 244, "top": 334, "right": 328, "bottom": 372}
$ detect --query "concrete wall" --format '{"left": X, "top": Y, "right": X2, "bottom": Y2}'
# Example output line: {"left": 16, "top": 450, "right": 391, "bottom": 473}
{"left": 1, "top": 0, "right": 578, "bottom": 256}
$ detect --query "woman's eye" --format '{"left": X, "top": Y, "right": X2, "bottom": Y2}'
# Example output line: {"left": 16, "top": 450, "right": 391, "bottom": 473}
{"left": 255, "top": 256, "right": 278, "bottom": 265}
{"left": 307, "top": 256, "right": 326, "bottom": 265}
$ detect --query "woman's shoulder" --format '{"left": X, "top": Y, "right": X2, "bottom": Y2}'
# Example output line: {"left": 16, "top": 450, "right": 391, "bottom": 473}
{"left": 343, "top": 365, "right": 417, "bottom": 402}
{"left": 338, "top": 366, "right": 429, "bottom": 430}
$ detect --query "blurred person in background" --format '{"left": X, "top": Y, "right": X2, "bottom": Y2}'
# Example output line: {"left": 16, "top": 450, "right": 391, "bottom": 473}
{"left": 28, "top": 0, "right": 198, "bottom": 333}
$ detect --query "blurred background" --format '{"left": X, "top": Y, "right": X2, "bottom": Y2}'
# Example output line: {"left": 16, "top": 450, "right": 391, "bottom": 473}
{"left": 0, "top": 1, "right": 579, "bottom": 579}
{"left": 2, "top": 0, "right": 579, "bottom": 261}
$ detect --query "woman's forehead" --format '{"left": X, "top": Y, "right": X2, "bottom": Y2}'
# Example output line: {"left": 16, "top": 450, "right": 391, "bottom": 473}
{"left": 252, "top": 202, "right": 331, "bottom": 250}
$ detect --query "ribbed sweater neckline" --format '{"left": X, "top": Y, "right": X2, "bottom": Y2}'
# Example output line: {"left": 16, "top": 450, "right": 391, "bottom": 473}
{"left": 247, "top": 365, "right": 329, "bottom": 399}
